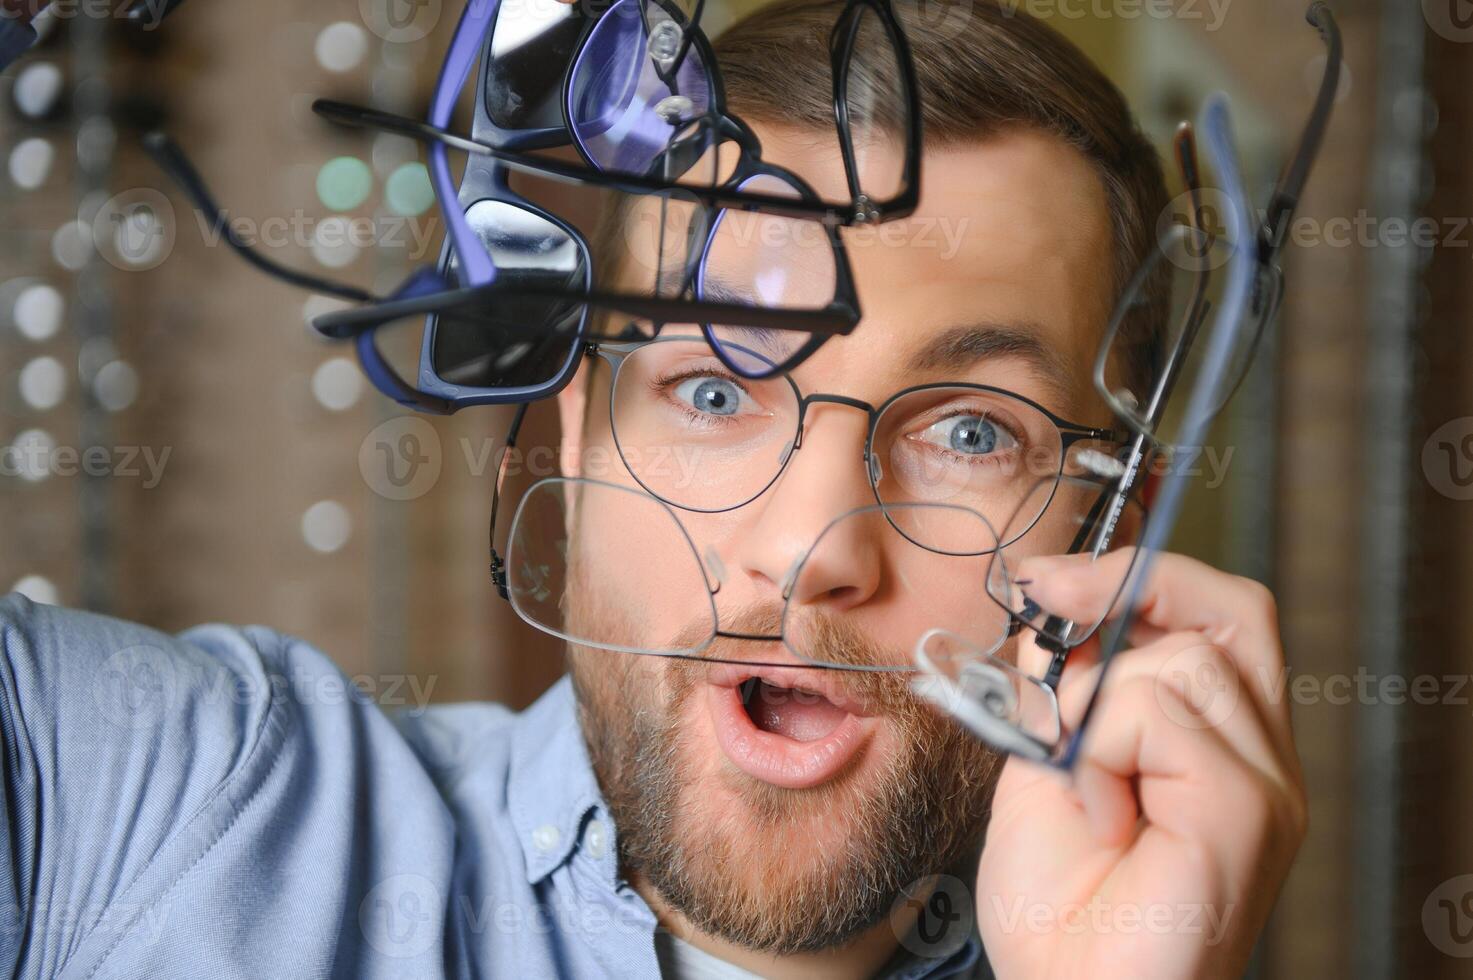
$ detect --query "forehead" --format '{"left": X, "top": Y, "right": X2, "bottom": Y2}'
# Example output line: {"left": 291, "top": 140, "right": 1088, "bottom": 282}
{"left": 749, "top": 124, "right": 1117, "bottom": 417}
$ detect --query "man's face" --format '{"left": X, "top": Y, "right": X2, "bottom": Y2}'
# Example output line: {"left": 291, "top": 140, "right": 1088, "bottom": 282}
{"left": 556, "top": 125, "right": 1117, "bottom": 954}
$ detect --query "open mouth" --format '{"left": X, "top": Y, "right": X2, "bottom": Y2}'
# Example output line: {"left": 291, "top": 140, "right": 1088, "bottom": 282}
{"left": 704, "top": 662, "right": 878, "bottom": 790}
{"left": 738, "top": 677, "right": 852, "bottom": 742}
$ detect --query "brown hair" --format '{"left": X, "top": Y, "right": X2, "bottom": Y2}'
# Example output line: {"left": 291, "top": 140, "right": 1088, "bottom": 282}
{"left": 713, "top": 0, "right": 1169, "bottom": 388}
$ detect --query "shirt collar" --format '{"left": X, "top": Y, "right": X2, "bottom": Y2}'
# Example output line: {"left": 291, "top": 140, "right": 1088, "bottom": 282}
{"left": 891, "top": 935, "right": 985, "bottom": 980}
{"left": 507, "top": 675, "right": 606, "bottom": 884}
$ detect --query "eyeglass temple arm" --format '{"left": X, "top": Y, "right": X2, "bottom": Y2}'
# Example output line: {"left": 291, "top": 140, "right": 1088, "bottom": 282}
{"left": 351, "top": 331, "right": 455, "bottom": 415}
{"left": 319, "top": 280, "right": 857, "bottom": 341}
{"left": 1145, "top": 123, "right": 1214, "bottom": 432}
{"left": 141, "top": 131, "right": 378, "bottom": 304}
{"left": 1079, "top": 129, "right": 1208, "bottom": 659}
{"left": 1258, "top": 1, "right": 1341, "bottom": 261}
{"left": 1131, "top": 122, "right": 1213, "bottom": 436}
{"left": 489, "top": 402, "right": 531, "bottom": 600}
{"left": 1039, "top": 91, "right": 1265, "bottom": 684}
{"left": 1089, "top": 123, "right": 1212, "bottom": 448}
{"left": 431, "top": 0, "right": 499, "bottom": 286}
{"left": 143, "top": 129, "right": 463, "bottom": 412}
{"left": 311, "top": 100, "right": 847, "bottom": 226}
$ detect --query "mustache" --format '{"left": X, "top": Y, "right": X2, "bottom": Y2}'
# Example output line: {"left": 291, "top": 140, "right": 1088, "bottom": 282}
{"left": 667, "top": 603, "right": 920, "bottom": 717}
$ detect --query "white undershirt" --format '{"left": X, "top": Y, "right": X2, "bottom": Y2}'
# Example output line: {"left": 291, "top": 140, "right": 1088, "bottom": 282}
{"left": 655, "top": 932, "right": 770, "bottom": 980}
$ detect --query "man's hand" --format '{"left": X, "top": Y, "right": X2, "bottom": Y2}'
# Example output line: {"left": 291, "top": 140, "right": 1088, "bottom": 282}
{"left": 975, "top": 550, "right": 1306, "bottom": 980}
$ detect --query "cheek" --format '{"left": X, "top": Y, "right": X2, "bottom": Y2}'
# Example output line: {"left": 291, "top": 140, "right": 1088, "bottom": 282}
{"left": 888, "top": 547, "right": 1010, "bottom": 658}
{"left": 568, "top": 645, "right": 666, "bottom": 725}
{"left": 609, "top": 645, "right": 667, "bottom": 686}
{"left": 572, "top": 374, "right": 620, "bottom": 480}
{"left": 572, "top": 490, "right": 734, "bottom": 643}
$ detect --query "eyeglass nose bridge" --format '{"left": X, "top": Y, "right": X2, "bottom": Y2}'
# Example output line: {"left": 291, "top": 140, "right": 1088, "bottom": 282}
{"left": 789, "top": 392, "right": 878, "bottom": 454}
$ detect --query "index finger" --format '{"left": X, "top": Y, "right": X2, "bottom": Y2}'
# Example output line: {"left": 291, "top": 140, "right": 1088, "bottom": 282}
{"left": 1016, "top": 549, "right": 1290, "bottom": 732}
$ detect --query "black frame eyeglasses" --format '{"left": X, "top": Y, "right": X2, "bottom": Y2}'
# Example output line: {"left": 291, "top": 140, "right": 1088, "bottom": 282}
{"left": 314, "top": 0, "right": 921, "bottom": 228}
{"left": 142, "top": 129, "right": 861, "bottom": 412}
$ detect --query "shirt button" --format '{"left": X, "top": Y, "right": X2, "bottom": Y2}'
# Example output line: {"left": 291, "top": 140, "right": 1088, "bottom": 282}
{"left": 532, "top": 824, "right": 561, "bottom": 853}
{"left": 586, "top": 820, "right": 608, "bottom": 859}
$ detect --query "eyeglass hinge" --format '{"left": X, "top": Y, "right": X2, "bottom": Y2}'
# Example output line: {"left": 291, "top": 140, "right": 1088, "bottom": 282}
{"left": 490, "top": 554, "right": 508, "bottom": 601}
{"left": 851, "top": 194, "right": 879, "bottom": 224}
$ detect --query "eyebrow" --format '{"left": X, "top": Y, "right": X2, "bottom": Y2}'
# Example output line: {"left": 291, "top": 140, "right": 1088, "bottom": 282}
{"left": 651, "top": 263, "right": 1076, "bottom": 402}
{"left": 907, "top": 323, "right": 1076, "bottom": 406}
{"left": 665, "top": 272, "right": 804, "bottom": 362}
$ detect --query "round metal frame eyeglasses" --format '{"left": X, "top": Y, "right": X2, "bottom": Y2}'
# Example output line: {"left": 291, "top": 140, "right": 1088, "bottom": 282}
{"left": 589, "top": 335, "right": 1131, "bottom": 556}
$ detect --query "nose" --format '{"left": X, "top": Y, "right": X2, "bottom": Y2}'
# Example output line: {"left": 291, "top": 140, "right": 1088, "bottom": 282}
{"left": 735, "top": 404, "right": 882, "bottom": 612}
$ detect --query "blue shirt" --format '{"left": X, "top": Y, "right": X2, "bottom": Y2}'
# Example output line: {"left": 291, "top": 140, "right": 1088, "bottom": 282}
{"left": 0, "top": 594, "right": 985, "bottom": 978}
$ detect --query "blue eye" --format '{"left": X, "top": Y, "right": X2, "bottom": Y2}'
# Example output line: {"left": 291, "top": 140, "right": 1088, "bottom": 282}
{"left": 920, "top": 415, "right": 1018, "bottom": 456}
{"left": 675, "top": 376, "right": 747, "bottom": 417}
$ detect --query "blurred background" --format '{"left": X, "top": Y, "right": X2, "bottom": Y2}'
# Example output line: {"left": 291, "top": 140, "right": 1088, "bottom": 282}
{"left": 1, "top": 0, "right": 1470, "bottom": 975}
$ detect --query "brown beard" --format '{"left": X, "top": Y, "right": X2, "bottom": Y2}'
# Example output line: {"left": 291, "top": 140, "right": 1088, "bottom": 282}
{"left": 568, "top": 603, "right": 1003, "bottom": 956}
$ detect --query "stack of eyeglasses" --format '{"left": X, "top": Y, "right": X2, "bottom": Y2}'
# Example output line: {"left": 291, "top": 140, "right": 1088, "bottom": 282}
{"left": 491, "top": 2, "right": 1340, "bottom": 772}
{"left": 149, "top": 0, "right": 923, "bottom": 410}
{"left": 145, "top": 0, "right": 1338, "bottom": 773}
